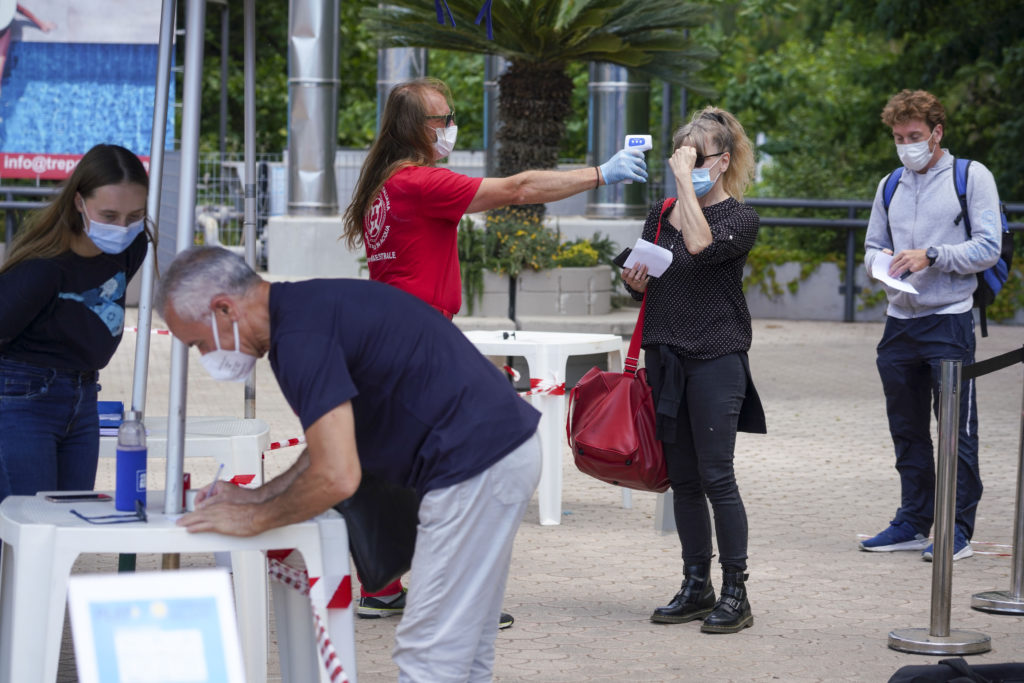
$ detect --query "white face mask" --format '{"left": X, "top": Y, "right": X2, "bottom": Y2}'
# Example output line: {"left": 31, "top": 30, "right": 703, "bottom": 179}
{"left": 896, "top": 130, "right": 935, "bottom": 171}
{"left": 432, "top": 125, "right": 458, "bottom": 160}
{"left": 81, "top": 208, "right": 145, "bottom": 254}
{"left": 199, "top": 313, "right": 257, "bottom": 382}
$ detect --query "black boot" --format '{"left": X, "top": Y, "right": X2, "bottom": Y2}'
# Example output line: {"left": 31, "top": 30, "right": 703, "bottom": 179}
{"left": 701, "top": 569, "right": 753, "bottom": 634}
{"left": 651, "top": 564, "right": 716, "bottom": 624}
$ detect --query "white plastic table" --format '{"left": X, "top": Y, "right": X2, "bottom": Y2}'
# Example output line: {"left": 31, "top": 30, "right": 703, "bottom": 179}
{"left": 0, "top": 491, "right": 355, "bottom": 683}
{"left": 464, "top": 330, "right": 624, "bottom": 525}
{"left": 99, "top": 416, "right": 270, "bottom": 487}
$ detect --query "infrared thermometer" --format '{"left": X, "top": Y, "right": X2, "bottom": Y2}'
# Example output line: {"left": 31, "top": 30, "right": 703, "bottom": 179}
{"left": 623, "top": 134, "right": 653, "bottom": 183}
{"left": 624, "top": 134, "right": 653, "bottom": 153}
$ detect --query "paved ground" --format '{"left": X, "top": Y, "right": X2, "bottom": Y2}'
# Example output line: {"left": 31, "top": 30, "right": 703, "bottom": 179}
{"left": 57, "top": 311, "right": 1024, "bottom": 682}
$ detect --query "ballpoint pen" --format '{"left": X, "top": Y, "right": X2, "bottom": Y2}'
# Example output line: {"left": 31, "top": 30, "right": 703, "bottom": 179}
{"left": 206, "top": 462, "right": 225, "bottom": 499}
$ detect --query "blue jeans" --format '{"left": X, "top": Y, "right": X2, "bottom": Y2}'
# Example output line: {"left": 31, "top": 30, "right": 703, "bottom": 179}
{"left": 876, "top": 312, "right": 981, "bottom": 540}
{"left": 0, "top": 357, "right": 101, "bottom": 504}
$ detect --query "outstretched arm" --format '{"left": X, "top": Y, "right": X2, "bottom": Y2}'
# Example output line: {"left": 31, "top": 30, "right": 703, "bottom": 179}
{"left": 466, "top": 148, "right": 647, "bottom": 214}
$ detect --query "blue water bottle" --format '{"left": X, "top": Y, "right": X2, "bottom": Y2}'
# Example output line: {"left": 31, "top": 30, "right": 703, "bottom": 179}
{"left": 115, "top": 410, "right": 147, "bottom": 511}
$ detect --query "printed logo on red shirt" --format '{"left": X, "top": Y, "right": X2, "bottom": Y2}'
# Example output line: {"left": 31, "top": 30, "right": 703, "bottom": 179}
{"left": 365, "top": 188, "right": 392, "bottom": 251}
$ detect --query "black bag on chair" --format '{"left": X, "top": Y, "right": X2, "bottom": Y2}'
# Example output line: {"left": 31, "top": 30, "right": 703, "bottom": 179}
{"left": 332, "top": 473, "right": 419, "bottom": 593}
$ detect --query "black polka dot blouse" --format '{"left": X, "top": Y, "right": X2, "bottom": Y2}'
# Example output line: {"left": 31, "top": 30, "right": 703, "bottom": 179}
{"left": 626, "top": 197, "right": 760, "bottom": 360}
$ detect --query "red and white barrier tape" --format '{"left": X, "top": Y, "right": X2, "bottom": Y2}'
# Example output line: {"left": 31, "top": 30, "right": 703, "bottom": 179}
{"left": 126, "top": 326, "right": 172, "bottom": 335}
{"left": 523, "top": 376, "right": 566, "bottom": 396}
{"left": 502, "top": 366, "right": 565, "bottom": 396}
{"left": 268, "top": 436, "right": 306, "bottom": 451}
{"left": 267, "top": 556, "right": 349, "bottom": 683}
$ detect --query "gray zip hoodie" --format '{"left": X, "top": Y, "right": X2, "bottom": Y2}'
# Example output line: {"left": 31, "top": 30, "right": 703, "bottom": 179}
{"left": 864, "top": 150, "right": 1002, "bottom": 318}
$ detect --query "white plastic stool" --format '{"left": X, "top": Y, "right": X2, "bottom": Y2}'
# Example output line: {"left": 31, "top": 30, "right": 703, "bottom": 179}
{"left": 99, "top": 416, "right": 270, "bottom": 487}
{"left": 0, "top": 491, "right": 355, "bottom": 683}
{"left": 464, "top": 330, "right": 624, "bottom": 525}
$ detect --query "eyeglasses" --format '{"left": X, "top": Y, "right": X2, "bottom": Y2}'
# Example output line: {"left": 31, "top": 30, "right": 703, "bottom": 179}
{"left": 424, "top": 111, "right": 456, "bottom": 127}
{"left": 695, "top": 151, "right": 725, "bottom": 168}
{"left": 71, "top": 499, "right": 148, "bottom": 525}
{"left": 702, "top": 111, "right": 726, "bottom": 125}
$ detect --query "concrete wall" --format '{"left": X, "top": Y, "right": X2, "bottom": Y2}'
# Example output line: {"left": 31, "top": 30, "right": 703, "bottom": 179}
{"left": 462, "top": 265, "right": 614, "bottom": 318}
{"left": 744, "top": 261, "right": 888, "bottom": 323}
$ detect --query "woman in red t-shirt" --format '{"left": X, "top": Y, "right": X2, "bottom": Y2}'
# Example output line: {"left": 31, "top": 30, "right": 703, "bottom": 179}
{"left": 341, "top": 76, "right": 647, "bottom": 617}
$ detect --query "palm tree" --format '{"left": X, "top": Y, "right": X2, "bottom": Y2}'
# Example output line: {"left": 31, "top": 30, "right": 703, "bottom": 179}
{"left": 363, "top": 1, "right": 715, "bottom": 218}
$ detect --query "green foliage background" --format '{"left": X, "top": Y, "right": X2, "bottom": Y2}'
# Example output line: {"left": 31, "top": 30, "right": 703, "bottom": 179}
{"left": 194, "top": 0, "right": 1024, "bottom": 318}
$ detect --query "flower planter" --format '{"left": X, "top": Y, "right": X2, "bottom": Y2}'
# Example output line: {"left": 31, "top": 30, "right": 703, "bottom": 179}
{"left": 462, "top": 265, "right": 614, "bottom": 317}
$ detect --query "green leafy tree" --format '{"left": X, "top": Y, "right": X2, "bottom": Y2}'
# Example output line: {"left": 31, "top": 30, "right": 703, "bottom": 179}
{"left": 363, "top": 0, "right": 716, "bottom": 219}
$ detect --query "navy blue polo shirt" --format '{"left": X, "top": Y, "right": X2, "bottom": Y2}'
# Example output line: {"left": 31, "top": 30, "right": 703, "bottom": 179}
{"left": 268, "top": 279, "right": 540, "bottom": 496}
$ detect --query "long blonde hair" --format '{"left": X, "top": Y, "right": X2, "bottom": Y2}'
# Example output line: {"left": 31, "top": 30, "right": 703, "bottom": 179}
{"left": 341, "top": 78, "right": 450, "bottom": 250}
{"left": 1, "top": 144, "right": 153, "bottom": 274}
{"left": 672, "top": 107, "right": 756, "bottom": 202}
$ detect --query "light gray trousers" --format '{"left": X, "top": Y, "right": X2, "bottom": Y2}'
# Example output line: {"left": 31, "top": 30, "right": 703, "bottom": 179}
{"left": 394, "top": 431, "right": 541, "bottom": 683}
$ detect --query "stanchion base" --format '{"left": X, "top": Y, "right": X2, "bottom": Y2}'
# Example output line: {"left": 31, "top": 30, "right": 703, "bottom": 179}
{"left": 888, "top": 628, "right": 991, "bottom": 655}
{"left": 972, "top": 590, "right": 1024, "bottom": 614}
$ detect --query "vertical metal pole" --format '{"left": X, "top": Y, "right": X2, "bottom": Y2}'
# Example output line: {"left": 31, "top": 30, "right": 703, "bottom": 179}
{"left": 242, "top": 0, "right": 257, "bottom": 420}
{"left": 929, "top": 359, "right": 960, "bottom": 637}
{"left": 483, "top": 55, "right": 508, "bottom": 178}
{"left": 220, "top": 3, "right": 229, "bottom": 161}
{"left": 131, "top": 0, "right": 176, "bottom": 416}
{"left": 375, "top": 44, "right": 427, "bottom": 133}
{"left": 1011, "top": 371, "right": 1024, "bottom": 598}
{"left": 844, "top": 210, "right": 857, "bottom": 323}
{"left": 164, "top": 0, "right": 207, "bottom": 516}
{"left": 972, "top": 366, "right": 1024, "bottom": 613}
{"left": 585, "top": 63, "right": 648, "bottom": 218}
{"left": 4, "top": 191, "right": 13, "bottom": 247}
{"left": 660, "top": 81, "right": 673, "bottom": 199}
{"left": 889, "top": 359, "right": 990, "bottom": 654}
{"left": 287, "top": 0, "right": 340, "bottom": 216}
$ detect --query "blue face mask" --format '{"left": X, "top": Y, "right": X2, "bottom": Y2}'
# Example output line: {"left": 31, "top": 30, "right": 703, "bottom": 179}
{"left": 691, "top": 157, "right": 724, "bottom": 198}
{"left": 82, "top": 209, "right": 145, "bottom": 254}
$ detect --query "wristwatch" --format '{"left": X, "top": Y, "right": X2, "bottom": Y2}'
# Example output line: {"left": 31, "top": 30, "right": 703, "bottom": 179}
{"left": 926, "top": 246, "right": 938, "bottom": 267}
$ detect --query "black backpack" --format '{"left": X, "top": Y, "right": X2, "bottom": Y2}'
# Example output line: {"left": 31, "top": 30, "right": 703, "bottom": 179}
{"left": 882, "top": 157, "right": 1013, "bottom": 337}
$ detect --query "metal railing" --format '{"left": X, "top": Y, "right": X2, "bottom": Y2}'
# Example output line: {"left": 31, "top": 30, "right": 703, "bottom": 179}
{"left": 745, "top": 198, "right": 1024, "bottom": 322}
{"left": 4, "top": 187, "right": 1023, "bottom": 314}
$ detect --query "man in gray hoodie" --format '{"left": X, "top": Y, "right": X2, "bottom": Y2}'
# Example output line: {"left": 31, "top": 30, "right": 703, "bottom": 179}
{"left": 860, "top": 89, "right": 1002, "bottom": 562}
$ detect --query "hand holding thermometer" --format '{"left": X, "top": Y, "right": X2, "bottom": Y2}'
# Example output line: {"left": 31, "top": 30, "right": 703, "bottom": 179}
{"left": 623, "top": 135, "right": 653, "bottom": 183}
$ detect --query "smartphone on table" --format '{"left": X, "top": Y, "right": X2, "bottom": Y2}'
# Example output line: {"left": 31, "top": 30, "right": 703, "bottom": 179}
{"left": 44, "top": 493, "right": 112, "bottom": 503}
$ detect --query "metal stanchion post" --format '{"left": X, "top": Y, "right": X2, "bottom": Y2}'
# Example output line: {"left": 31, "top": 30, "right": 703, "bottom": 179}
{"left": 889, "top": 359, "right": 991, "bottom": 655}
{"left": 972, "top": 368, "right": 1024, "bottom": 614}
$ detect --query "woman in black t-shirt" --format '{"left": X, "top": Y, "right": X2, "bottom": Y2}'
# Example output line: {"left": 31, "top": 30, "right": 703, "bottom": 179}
{"left": 622, "top": 108, "right": 766, "bottom": 635}
{"left": 0, "top": 144, "right": 152, "bottom": 503}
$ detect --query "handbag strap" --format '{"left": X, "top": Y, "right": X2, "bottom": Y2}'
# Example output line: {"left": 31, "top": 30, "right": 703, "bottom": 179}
{"left": 625, "top": 198, "right": 676, "bottom": 374}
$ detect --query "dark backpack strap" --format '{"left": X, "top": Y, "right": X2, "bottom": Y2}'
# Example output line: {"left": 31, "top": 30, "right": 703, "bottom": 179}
{"left": 938, "top": 657, "right": 993, "bottom": 683}
{"left": 882, "top": 167, "right": 903, "bottom": 247}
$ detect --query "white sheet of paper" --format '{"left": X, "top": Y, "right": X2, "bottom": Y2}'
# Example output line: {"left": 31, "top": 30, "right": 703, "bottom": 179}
{"left": 623, "top": 238, "right": 673, "bottom": 277}
{"left": 871, "top": 252, "right": 919, "bottom": 294}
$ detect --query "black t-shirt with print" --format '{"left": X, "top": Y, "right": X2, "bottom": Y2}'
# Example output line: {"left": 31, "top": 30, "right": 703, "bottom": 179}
{"left": 0, "top": 233, "right": 148, "bottom": 371}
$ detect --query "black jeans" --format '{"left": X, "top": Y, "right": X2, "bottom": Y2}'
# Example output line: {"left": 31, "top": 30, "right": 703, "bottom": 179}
{"left": 646, "top": 347, "right": 749, "bottom": 571}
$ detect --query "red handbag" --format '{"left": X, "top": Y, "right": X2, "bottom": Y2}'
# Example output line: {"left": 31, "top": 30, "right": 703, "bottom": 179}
{"left": 565, "top": 199, "right": 675, "bottom": 493}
